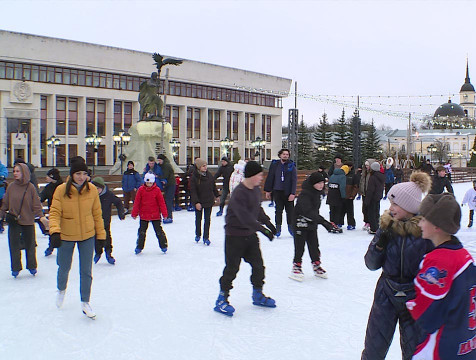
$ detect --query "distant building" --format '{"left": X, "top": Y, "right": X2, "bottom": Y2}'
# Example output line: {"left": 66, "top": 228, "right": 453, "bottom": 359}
{"left": 0, "top": 31, "right": 292, "bottom": 168}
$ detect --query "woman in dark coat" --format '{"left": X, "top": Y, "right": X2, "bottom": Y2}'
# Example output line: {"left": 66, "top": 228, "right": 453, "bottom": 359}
{"left": 364, "top": 162, "right": 385, "bottom": 234}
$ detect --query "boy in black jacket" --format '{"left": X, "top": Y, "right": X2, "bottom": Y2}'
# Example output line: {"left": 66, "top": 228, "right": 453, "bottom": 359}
{"left": 42, "top": 168, "right": 63, "bottom": 256}
{"left": 214, "top": 161, "right": 277, "bottom": 317}
{"left": 91, "top": 177, "right": 125, "bottom": 264}
{"left": 290, "top": 172, "right": 341, "bottom": 282}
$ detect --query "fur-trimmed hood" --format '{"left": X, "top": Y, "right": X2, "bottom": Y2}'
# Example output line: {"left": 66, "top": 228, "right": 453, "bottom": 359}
{"left": 379, "top": 210, "right": 422, "bottom": 238}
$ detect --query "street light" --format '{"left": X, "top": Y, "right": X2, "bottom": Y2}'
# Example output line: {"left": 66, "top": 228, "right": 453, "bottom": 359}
{"left": 251, "top": 136, "right": 266, "bottom": 164}
{"left": 46, "top": 135, "right": 61, "bottom": 166}
{"left": 427, "top": 144, "right": 437, "bottom": 163}
{"left": 220, "top": 137, "right": 234, "bottom": 159}
{"left": 169, "top": 138, "right": 181, "bottom": 162}
{"left": 85, "top": 133, "right": 103, "bottom": 175}
{"left": 113, "top": 129, "right": 131, "bottom": 174}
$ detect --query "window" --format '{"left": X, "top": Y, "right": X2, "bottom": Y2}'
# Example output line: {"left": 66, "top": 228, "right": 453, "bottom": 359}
{"left": 187, "top": 108, "right": 193, "bottom": 138}
{"left": 56, "top": 144, "right": 66, "bottom": 167}
{"left": 97, "top": 145, "right": 106, "bottom": 165}
{"left": 245, "top": 113, "right": 249, "bottom": 141}
{"left": 227, "top": 112, "right": 232, "bottom": 139}
{"left": 249, "top": 114, "right": 255, "bottom": 140}
{"left": 68, "top": 144, "right": 78, "bottom": 164}
{"left": 172, "top": 106, "right": 179, "bottom": 138}
{"left": 208, "top": 109, "right": 213, "bottom": 140}
{"left": 86, "top": 99, "right": 95, "bottom": 134}
{"left": 463, "top": 144, "right": 467, "bottom": 151}
{"left": 40, "top": 95, "right": 47, "bottom": 166}
{"left": 56, "top": 97, "right": 66, "bottom": 135}
{"left": 232, "top": 112, "right": 238, "bottom": 141}
{"left": 97, "top": 100, "right": 106, "bottom": 136}
{"left": 214, "top": 110, "right": 220, "bottom": 140}
{"left": 114, "top": 101, "right": 123, "bottom": 133}
{"left": 263, "top": 115, "right": 271, "bottom": 142}
{"left": 124, "top": 102, "right": 132, "bottom": 130}
{"left": 68, "top": 98, "right": 78, "bottom": 135}
{"left": 194, "top": 109, "right": 201, "bottom": 138}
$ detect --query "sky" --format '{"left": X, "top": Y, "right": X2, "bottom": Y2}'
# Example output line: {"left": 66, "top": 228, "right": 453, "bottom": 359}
{"left": 1, "top": 0, "right": 475, "bottom": 129}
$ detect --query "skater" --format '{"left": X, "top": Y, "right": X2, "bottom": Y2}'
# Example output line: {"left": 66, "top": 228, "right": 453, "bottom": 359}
{"left": 41, "top": 168, "right": 64, "bottom": 256}
{"left": 394, "top": 165, "right": 404, "bottom": 184}
{"left": 443, "top": 159, "right": 452, "bottom": 182}
{"left": 0, "top": 159, "right": 8, "bottom": 233}
{"left": 131, "top": 173, "right": 168, "bottom": 254}
{"left": 214, "top": 156, "right": 234, "bottom": 216}
{"left": 173, "top": 174, "right": 182, "bottom": 211}
{"left": 0, "top": 163, "right": 48, "bottom": 278}
{"left": 157, "top": 154, "right": 175, "bottom": 223}
{"left": 184, "top": 163, "right": 196, "bottom": 211}
{"left": 407, "top": 193, "right": 476, "bottom": 359}
{"left": 364, "top": 162, "right": 385, "bottom": 234}
{"left": 461, "top": 180, "right": 476, "bottom": 227}
{"left": 361, "top": 172, "right": 433, "bottom": 360}
{"left": 264, "top": 148, "right": 297, "bottom": 237}
{"left": 229, "top": 159, "right": 246, "bottom": 194}
{"left": 143, "top": 156, "right": 165, "bottom": 190}
{"left": 121, "top": 161, "right": 142, "bottom": 215}
{"left": 326, "top": 167, "right": 347, "bottom": 228}
{"left": 214, "top": 161, "right": 277, "bottom": 317}
{"left": 327, "top": 154, "right": 343, "bottom": 176}
{"left": 359, "top": 159, "right": 376, "bottom": 231}
{"left": 290, "top": 172, "right": 342, "bottom": 282}
{"left": 429, "top": 165, "right": 453, "bottom": 195}
{"left": 343, "top": 162, "right": 359, "bottom": 230}
{"left": 91, "top": 177, "right": 125, "bottom": 264}
{"left": 190, "top": 158, "right": 219, "bottom": 245}
{"left": 383, "top": 160, "right": 395, "bottom": 200}
{"left": 48, "top": 159, "right": 106, "bottom": 319}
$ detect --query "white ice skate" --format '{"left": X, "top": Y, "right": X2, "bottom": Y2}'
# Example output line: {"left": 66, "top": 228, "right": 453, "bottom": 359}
{"left": 56, "top": 290, "right": 66, "bottom": 308}
{"left": 312, "top": 261, "right": 328, "bottom": 279}
{"left": 81, "top": 302, "right": 96, "bottom": 319}
{"left": 289, "top": 263, "right": 305, "bottom": 282}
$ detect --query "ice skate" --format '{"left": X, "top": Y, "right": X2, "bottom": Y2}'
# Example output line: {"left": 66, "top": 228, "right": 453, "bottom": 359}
{"left": 105, "top": 252, "right": 116, "bottom": 264}
{"left": 252, "top": 288, "right": 276, "bottom": 308}
{"left": 56, "top": 290, "right": 66, "bottom": 308}
{"left": 214, "top": 292, "right": 235, "bottom": 317}
{"left": 81, "top": 302, "right": 96, "bottom": 319}
{"left": 289, "top": 262, "right": 304, "bottom": 282}
{"left": 312, "top": 261, "right": 328, "bottom": 279}
{"left": 468, "top": 219, "right": 473, "bottom": 228}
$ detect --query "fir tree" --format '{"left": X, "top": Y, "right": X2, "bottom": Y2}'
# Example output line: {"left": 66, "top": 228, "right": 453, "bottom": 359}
{"left": 313, "top": 112, "right": 333, "bottom": 167}
{"left": 362, "top": 120, "right": 383, "bottom": 160}
{"left": 297, "top": 119, "right": 314, "bottom": 170}
{"left": 332, "top": 109, "right": 352, "bottom": 161}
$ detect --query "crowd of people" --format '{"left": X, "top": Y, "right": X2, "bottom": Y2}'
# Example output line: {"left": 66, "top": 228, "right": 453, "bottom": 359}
{"left": 0, "top": 150, "right": 475, "bottom": 359}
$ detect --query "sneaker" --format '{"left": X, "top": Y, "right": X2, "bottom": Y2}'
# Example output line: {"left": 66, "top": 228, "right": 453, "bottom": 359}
{"left": 135, "top": 248, "right": 142, "bottom": 254}
{"left": 56, "top": 290, "right": 66, "bottom": 308}
{"left": 161, "top": 248, "right": 167, "bottom": 254}
{"left": 289, "top": 262, "right": 304, "bottom": 282}
{"left": 347, "top": 225, "right": 356, "bottom": 230}
{"left": 252, "top": 288, "right": 276, "bottom": 308}
{"left": 29, "top": 269, "right": 37, "bottom": 276}
{"left": 312, "top": 261, "right": 328, "bottom": 279}
{"left": 163, "top": 218, "right": 173, "bottom": 224}
{"left": 195, "top": 236, "right": 200, "bottom": 243}
{"left": 81, "top": 302, "right": 96, "bottom": 319}
{"left": 44, "top": 248, "right": 53, "bottom": 257}
{"left": 216, "top": 210, "right": 223, "bottom": 217}
{"left": 214, "top": 291, "right": 235, "bottom": 317}
{"left": 11, "top": 270, "right": 19, "bottom": 278}
{"left": 105, "top": 252, "right": 115, "bottom": 264}
{"left": 288, "top": 226, "right": 294, "bottom": 237}
{"left": 203, "top": 238, "right": 211, "bottom": 246}
{"left": 276, "top": 225, "right": 281, "bottom": 237}
{"left": 328, "top": 223, "right": 343, "bottom": 234}
{"left": 94, "top": 253, "right": 101, "bottom": 264}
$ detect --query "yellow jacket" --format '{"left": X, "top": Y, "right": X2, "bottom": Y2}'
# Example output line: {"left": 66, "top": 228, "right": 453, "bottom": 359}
{"left": 49, "top": 182, "right": 106, "bottom": 241}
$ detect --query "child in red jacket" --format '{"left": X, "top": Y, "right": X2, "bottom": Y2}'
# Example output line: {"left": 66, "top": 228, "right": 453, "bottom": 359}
{"left": 131, "top": 172, "right": 169, "bottom": 254}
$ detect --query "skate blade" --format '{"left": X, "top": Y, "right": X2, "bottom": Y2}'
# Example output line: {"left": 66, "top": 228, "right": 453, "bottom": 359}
{"left": 288, "top": 274, "right": 304, "bottom": 282}
{"left": 213, "top": 307, "right": 234, "bottom": 317}
{"left": 83, "top": 311, "right": 96, "bottom": 320}
{"left": 314, "top": 273, "right": 328, "bottom": 279}
{"left": 252, "top": 302, "right": 277, "bottom": 308}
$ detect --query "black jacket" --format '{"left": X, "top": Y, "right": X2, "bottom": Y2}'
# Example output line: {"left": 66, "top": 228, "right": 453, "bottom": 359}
{"left": 99, "top": 185, "right": 125, "bottom": 224}
{"left": 190, "top": 170, "right": 219, "bottom": 208}
{"left": 293, "top": 178, "right": 332, "bottom": 231}
{"left": 364, "top": 171, "right": 385, "bottom": 206}
{"left": 40, "top": 180, "right": 63, "bottom": 209}
{"left": 429, "top": 174, "right": 453, "bottom": 194}
{"left": 214, "top": 162, "right": 234, "bottom": 190}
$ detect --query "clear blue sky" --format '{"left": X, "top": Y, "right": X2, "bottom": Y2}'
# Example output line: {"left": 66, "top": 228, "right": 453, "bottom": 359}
{"left": 1, "top": 0, "right": 474, "bottom": 129}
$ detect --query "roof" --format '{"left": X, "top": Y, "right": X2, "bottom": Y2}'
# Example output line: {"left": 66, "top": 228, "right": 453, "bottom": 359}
{"left": 434, "top": 100, "right": 466, "bottom": 117}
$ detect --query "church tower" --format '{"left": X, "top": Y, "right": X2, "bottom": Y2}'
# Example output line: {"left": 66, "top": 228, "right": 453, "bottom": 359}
{"left": 460, "top": 58, "right": 476, "bottom": 119}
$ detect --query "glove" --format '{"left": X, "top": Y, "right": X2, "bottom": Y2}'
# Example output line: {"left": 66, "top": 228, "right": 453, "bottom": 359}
{"left": 259, "top": 226, "right": 274, "bottom": 241}
{"left": 50, "top": 233, "right": 62, "bottom": 248}
{"left": 264, "top": 219, "right": 277, "bottom": 235}
{"left": 375, "top": 229, "right": 392, "bottom": 250}
{"left": 96, "top": 239, "right": 106, "bottom": 249}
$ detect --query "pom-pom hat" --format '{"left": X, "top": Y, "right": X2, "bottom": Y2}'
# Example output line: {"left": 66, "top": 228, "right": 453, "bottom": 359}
{"left": 144, "top": 173, "right": 155, "bottom": 183}
{"left": 387, "top": 171, "right": 431, "bottom": 214}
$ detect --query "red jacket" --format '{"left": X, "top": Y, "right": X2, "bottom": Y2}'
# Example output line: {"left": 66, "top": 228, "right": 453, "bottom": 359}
{"left": 131, "top": 183, "right": 168, "bottom": 221}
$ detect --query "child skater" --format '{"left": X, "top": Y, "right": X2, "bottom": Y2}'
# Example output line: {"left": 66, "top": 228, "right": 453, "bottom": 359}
{"left": 289, "top": 172, "right": 342, "bottom": 282}
{"left": 361, "top": 172, "right": 434, "bottom": 360}
{"left": 131, "top": 173, "right": 168, "bottom": 254}
{"left": 461, "top": 179, "right": 476, "bottom": 227}
{"left": 407, "top": 193, "right": 476, "bottom": 359}
{"left": 214, "top": 161, "right": 277, "bottom": 317}
{"left": 91, "top": 177, "right": 125, "bottom": 264}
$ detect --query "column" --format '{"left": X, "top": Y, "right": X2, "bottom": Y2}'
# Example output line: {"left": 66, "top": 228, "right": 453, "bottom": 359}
{"left": 238, "top": 111, "right": 245, "bottom": 160}
{"left": 106, "top": 99, "right": 114, "bottom": 165}
{"left": 77, "top": 97, "right": 87, "bottom": 160}
{"left": 178, "top": 105, "right": 187, "bottom": 166}
{"left": 201, "top": 107, "right": 208, "bottom": 160}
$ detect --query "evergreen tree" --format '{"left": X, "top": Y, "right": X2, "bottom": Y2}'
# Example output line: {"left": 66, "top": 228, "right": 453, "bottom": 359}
{"left": 362, "top": 120, "right": 383, "bottom": 160}
{"left": 468, "top": 138, "right": 476, "bottom": 167}
{"left": 313, "top": 112, "right": 333, "bottom": 167}
{"left": 332, "top": 109, "right": 352, "bottom": 161}
{"left": 297, "top": 118, "right": 314, "bottom": 170}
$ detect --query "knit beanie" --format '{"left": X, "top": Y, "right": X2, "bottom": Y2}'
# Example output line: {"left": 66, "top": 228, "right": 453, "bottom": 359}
{"left": 157, "top": 154, "right": 166, "bottom": 161}
{"left": 127, "top": 161, "right": 134, "bottom": 166}
{"left": 308, "top": 171, "right": 325, "bottom": 185}
{"left": 419, "top": 193, "right": 461, "bottom": 235}
{"left": 221, "top": 156, "right": 229, "bottom": 162}
{"left": 91, "top": 177, "right": 105, "bottom": 189}
{"left": 70, "top": 157, "right": 88, "bottom": 176}
{"left": 340, "top": 165, "right": 350, "bottom": 175}
{"left": 387, "top": 171, "right": 431, "bottom": 214}
{"left": 144, "top": 173, "right": 156, "bottom": 183}
{"left": 47, "top": 168, "right": 61, "bottom": 182}
{"left": 195, "top": 158, "right": 207, "bottom": 170}
{"left": 370, "top": 162, "right": 381, "bottom": 172}
{"left": 244, "top": 161, "right": 263, "bottom": 178}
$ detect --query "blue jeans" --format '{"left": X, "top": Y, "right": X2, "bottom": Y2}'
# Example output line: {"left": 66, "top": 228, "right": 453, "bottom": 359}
{"left": 57, "top": 237, "right": 95, "bottom": 302}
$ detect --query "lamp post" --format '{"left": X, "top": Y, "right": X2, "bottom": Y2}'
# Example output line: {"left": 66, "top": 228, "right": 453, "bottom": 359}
{"left": 220, "top": 137, "right": 234, "bottom": 160}
{"left": 427, "top": 144, "right": 437, "bottom": 164}
{"left": 169, "top": 138, "right": 181, "bottom": 163}
{"left": 317, "top": 145, "right": 328, "bottom": 166}
{"left": 113, "top": 129, "right": 131, "bottom": 174}
{"left": 46, "top": 135, "right": 61, "bottom": 166}
{"left": 85, "top": 133, "right": 102, "bottom": 175}
{"left": 251, "top": 136, "right": 266, "bottom": 164}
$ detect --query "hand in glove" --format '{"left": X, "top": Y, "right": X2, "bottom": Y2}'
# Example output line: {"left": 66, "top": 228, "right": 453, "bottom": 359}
{"left": 259, "top": 226, "right": 274, "bottom": 241}
{"left": 375, "top": 229, "right": 393, "bottom": 250}
{"left": 50, "top": 233, "right": 62, "bottom": 248}
{"left": 264, "top": 220, "right": 277, "bottom": 235}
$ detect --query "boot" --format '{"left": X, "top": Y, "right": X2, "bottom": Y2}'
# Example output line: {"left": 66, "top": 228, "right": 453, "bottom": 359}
{"left": 289, "top": 262, "right": 304, "bottom": 282}
{"left": 312, "top": 261, "right": 328, "bottom": 279}
{"left": 276, "top": 225, "right": 281, "bottom": 237}
{"left": 44, "top": 247, "right": 53, "bottom": 256}
{"left": 94, "top": 253, "right": 101, "bottom": 264}
{"left": 252, "top": 288, "right": 276, "bottom": 308}
{"left": 56, "top": 290, "right": 66, "bottom": 308}
{"left": 469, "top": 220, "right": 473, "bottom": 228}
{"left": 214, "top": 291, "right": 235, "bottom": 317}
{"left": 81, "top": 302, "right": 96, "bottom": 319}
{"left": 105, "top": 252, "right": 116, "bottom": 264}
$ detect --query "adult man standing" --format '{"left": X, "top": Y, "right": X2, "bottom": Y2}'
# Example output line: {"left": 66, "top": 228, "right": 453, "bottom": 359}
{"left": 327, "top": 154, "right": 343, "bottom": 177}
{"left": 143, "top": 156, "right": 165, "bottom": 190}
{"left": 264, "top": 148, "right": 297, "bottom": 237}
{"left": 157, "top": 154, "right": 176, "bottom": 224}
{"left": 214, "top": 156, "right": 234, "bottom": 216}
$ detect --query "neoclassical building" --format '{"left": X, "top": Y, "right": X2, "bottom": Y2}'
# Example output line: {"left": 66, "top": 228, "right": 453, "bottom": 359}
{"left": 0, "top": 31, "right": 292, "bottom": 168}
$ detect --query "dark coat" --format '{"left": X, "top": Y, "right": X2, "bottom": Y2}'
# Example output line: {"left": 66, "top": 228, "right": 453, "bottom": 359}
{"left": 190, "top": 170, "right": 219, "bottom": 208}
{"left": 429, "top": 174, "right": 454, "bottom": 194}
{"left": 214, "top": 162, "right": 234, "bottom": 190}
{"left": 293, "top": 178, "right": 332, "bottom": 231}
{"left": 160, "top": 157, "right": 175, "bottom": 190}
{"left": 345, "top": 171, "right": 360, "bottom": 199}
{"left": 364, "top": 171, "right": 385, "bottom": 206}
{"left": 326, "top": 168, "right": 346, "bottom": 206}
{"left": 122, "top": 169, "right": 142, "bottom": 192}
{"left": 98, "top": 185, "right": 125, "bottom": 224}
{"left": 384, "top": 167, "right": 395, "bottom": 184}
{"left": 264, "top": 159, "right": 297, "bottom": 196}
{"left": 143, "top": 163, "right": 165, "bottom": 190}
{"left": 394, "top": 168, "right": 404, "bottom": 183}
{"left": 40, "top": 179, "right": 64, "bottom": 209}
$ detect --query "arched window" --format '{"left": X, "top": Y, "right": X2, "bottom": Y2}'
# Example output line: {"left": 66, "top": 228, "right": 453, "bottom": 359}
{"left": 401, "top": 145, "right": 406, "bottom": 152}
{"left": 463, "top": 144, "right": 467, "bottom": 151}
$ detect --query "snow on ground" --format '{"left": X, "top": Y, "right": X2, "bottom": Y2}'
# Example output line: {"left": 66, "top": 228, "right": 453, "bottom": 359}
{"left": 1, "top": 182, "right": 475, "bottom": 360}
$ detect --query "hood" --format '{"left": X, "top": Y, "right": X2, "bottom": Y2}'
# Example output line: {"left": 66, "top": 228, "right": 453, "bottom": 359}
{"left": 379, "top": 210, "right": 422, "bottom": 237}
{"left": 15, "top": 163, "right": 31, "bottom": 186}
{"left": 301, "top": 178, "right": 321, "bottom": 193}
{"left": 332, "top": 168, "right": 345, "bottom": 176}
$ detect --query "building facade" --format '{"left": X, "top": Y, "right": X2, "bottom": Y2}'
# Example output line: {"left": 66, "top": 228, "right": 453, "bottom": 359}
{"left": 0, "top": 31, "right": 292, "bottom": 168}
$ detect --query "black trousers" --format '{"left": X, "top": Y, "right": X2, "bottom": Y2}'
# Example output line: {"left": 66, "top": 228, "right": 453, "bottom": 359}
{"left": 273, "top": 190, "right": 294, "bottom": 228}
{"left": 367, "top": 201, "right": 381, "bottom": 232}
{"left": 329, "top": 203, "right": 345, "bottom": 225}
{"left": 8, "top": 222, "right": 37, "bottom": 272}
{"left": 95, "top": 220, "right": 113, "bottom": 255}
{"left": 219, "top": 186, "right": 230, "bottom": 212}
{"left": 343, "top": 199, "right": 356, "bottom": 227}
{"left": 293, "top": 228, "right": 320, "bottom": 264}
{"left": 362, "top": 196, "right": 369, "bottom": 224}
{"left": 136, "top": 219, "right": 168, "bottom": 250}
{"left": 384, "top": 183, "right": 393, "bottom": 197}
{"left": 219, "top": 234, "right": 265, "bottom": 293}
{"left": 195, "top": 207, "right": 212, "bottom": 239}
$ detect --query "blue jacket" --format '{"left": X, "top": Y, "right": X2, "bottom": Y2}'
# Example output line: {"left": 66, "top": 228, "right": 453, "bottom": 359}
{"left": 122, "top": 169, "right": 142, "bottom": 192}
{"left": 143, "top": 163, "right": 166, "bottom": 190}
{"left": 0, "top": 161, "right": 8, "bottom": 199}
{"left": 384, "top": 167, "right": 395, "bottom": 184}
{"left": 264, "top": 159, "right": 297, "bottom": 197}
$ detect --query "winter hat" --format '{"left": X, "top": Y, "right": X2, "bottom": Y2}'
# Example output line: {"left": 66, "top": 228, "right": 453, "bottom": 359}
{"left": 195, "top": 158, "right": 207, "bottom": 169}
{"left": 91, "top": 177, "right": 105, "bottom": 189}
{"left": 144, "top": 173, "right": 156, "bottom": 183}
{"left": 157, "top": 154, "right": 166, "bottom": 161}
{"left": 70, "top": 157, "right": 88, "bottom": 176}
{"left": 127, "top": 161, "right": 134, "bottom": 166}
{"left": 308, "top": 171, "right": 325, "bottom": 185}
{"left": 221, "top": 156, "right": 229, "bottom": 162}
{"left": 370, "top": 162, "right": 381, "bottom": 172}
{"left": 234, "top": 160, "right": 246, "bottom": 172}
{"left": 340, "top": 165, "right": 350, "bottom": 175}
{"left": 47, "top": 168, "right": 61, "bottom": 182}
{"left": 244, "top": 161, "right": 263, "bottom": 178}
{"left": 419, "top": 193, "right": 461, "bottom": 235}
{"left": 387, "top": 171, "right": 431, "bottom": 214}
{"left": 436, "top": 165, "right": 445, "bottom": 172}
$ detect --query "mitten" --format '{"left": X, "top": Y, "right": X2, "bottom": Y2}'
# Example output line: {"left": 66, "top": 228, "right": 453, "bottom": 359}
{"left": 259, "top": 226, "right": 274, "bottom": 241}
{"left": 50, "top": 233, "right": 62, "bottom": 248}
{"left": 264, "top": 219, "right": 277, "bottom": 235}
{"left": 96, "top": 239, "right": 106, "bottom": 249}
{"left": 375, "top": 229, "right": 392, "bottom": 250}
